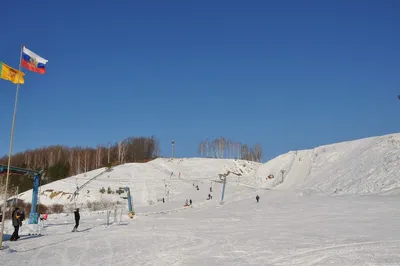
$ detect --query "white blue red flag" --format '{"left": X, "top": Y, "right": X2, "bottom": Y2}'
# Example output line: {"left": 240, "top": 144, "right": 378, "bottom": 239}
{"left": 21, "top": 47, "right": 48, "bottom": 74}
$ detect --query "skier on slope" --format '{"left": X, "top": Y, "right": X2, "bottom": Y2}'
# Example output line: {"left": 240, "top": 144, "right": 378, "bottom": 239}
{"left": 72, "top": 208, "right": 80, "bottom": 232}
{"left": 256, "top": 195, "right": 260, "bottom": 203}
{"left": 10, "top": 207, "right": 23, "bottom": 241}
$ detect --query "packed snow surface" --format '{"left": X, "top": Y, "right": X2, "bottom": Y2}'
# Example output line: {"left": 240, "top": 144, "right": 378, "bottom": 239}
{"left": 1, "top": 192, "right": 400, "bottom": 265}
{"left": 1, "top": 133, "right": 400, "bottom": 264}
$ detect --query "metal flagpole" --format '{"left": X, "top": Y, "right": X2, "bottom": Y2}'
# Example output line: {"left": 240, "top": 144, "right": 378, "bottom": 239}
{"left": 0, "top": 45, "right": 24, "bottom": 248}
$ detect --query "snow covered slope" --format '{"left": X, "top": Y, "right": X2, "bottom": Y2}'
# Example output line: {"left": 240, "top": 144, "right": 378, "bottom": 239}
{"left": 17, "top": 158, "right": 261, "bottom": 209}
{"left": 3, "top": 134, "right": 400, "bottom": 265}
{"left": 16, "top": 133, "right": 400, "bottom": 210}
{"left": 255, "top": 133, "right": 400, "bottom": 195}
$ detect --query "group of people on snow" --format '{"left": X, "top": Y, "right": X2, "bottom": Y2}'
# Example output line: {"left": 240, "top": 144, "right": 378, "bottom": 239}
{"left": 40, "top": 212, "right": 49, "bottom": 222}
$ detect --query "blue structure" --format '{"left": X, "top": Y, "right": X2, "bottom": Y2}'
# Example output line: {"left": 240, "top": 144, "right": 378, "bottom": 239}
{"left": 0, "top": 164, "right": 43, "bottom": 224}
{"left": 120, "top": 186, "right": 135, "bottom": 218}
{"left": 221, "top": 176, "right": 227, "bottom": 203}
{"left": 29, "top": 173, "right": 41, "bottom": 224}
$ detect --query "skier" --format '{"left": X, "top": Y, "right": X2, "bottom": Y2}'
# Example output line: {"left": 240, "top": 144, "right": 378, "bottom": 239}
{"left": 162, "top": 198, "right": 165, "bottom": 203}
{"left": 72, "top": 208, "right": 80, "bottom": 232}
{"left": 210, "top": 187, "right": 212, "bottom": 192}
{"left": 189, "top": 199, "right": 192, "bottom": 205}
{"left": 185, "top": 199, "right": 189, "bottom": 206}
{"left": 10, "top": 207, "right": 22, "bottom": 241}
{"left": 256, "top": 195, "right": 260, "bottom": 203}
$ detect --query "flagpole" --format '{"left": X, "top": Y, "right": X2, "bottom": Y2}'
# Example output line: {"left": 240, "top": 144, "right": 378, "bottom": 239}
{"left": 0, "top": 45, "right": 24, "bottom": 248}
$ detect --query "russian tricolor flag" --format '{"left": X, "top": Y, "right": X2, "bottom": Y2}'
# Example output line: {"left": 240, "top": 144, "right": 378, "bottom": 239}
{"left": 21, "top": 46, "right": 48, "bottom": 74}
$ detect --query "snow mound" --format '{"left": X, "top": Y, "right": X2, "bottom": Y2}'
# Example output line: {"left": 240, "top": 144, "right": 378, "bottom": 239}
{"left": 254, "top": 133, "right": 400, "bottom": 195}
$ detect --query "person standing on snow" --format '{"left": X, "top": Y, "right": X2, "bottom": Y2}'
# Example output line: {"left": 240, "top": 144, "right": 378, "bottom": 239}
{"left": 256, "top": 195, "right": 260, "bottom": 203}
{"left": 72, "top": 208, "right": 80, "bottom": 232}
{"left": 10, "top": 207, "right": 22, "bottom": 241}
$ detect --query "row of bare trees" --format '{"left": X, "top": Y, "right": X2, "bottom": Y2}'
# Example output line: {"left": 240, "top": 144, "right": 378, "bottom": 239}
{"left": 198, "top": 137, "right": 263, "bottom": 162}
{"left": 0, "top": 136, "right": 160, "bottom": 181}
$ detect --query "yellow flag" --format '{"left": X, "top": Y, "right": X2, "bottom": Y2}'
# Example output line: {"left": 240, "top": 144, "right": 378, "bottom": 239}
{"left": 0, "top": 61, "right": 25, "bottom": 84}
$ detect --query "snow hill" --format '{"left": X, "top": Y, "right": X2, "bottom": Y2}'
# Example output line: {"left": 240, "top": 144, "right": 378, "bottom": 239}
{"left": 16, "top": 133, "right": 400, "bottom": 210}
{"left": 18, "top": 158, "right": 261, "bottom": 210}
{"left": 255, "top": 133, "right": 400, "bottom": 195}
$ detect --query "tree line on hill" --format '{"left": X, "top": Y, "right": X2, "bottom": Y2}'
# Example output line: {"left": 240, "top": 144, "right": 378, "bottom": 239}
{"left": 198, "top": 137, "right": 263, "bottom": 162}
{"left": 0, "top": 136, "right": 160, "bottom": 194}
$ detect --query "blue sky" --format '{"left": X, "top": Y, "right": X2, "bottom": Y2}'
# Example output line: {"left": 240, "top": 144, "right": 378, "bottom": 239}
{"left": 1, "top": 0, "right": 399, "bottom": 161}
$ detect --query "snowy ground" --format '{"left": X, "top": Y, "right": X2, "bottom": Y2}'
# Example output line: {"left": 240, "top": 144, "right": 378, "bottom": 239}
{"left": 2, "top": 133, "right": 400, "bottom": 265}
{"left": 1, "top": 190, "right": 400, "bottom": 265}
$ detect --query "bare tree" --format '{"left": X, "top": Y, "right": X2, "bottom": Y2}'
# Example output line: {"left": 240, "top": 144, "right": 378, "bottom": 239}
{"left": 219, "top": 137, "right": 225, "bottom": 159}
{"left": 95, "top": 145, "right": 102, "bottom": 168}
{"left": 213, "top": 139, "right": 219, "bottom": 158}
{"left": 76, "top": 151, "right": 81, "bottom": 174}
{"left": 254, "top": 143, "right": 263, "bottom": 162}
{"left": 205, "top": 139, "right": 209, "bottom": 158}
{"left": 117, "top": 140, "right": 128, "bottom": 164}
{"left": 56, "top": 146, "right": 62, "bottom": 163}
{"left": 107, "top": 143, "right": 111, "bottom": 164}
{"left": 84, "top": 149, "right": 88, "bottom": 173}
{"left": 122, "top": 140, "right": 128, "bottom": 163}
{"left": 199, "top": 141, "right": 204, "bottom": 157}
{"left": 24, "top": 152, "right": 31, "bottom": 168}
{"left": 68, "top": 149, "right": 74, "bottom": 174}
{"left": 226, "top": 140, "right": 231, "bottom": 159}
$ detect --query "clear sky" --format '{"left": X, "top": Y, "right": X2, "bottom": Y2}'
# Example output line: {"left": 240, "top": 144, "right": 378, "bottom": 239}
{"left": 1, "top": 0, "right": 399, "bottom": 161}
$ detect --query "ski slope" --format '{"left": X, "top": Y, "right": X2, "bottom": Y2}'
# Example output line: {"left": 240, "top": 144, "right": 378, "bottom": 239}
{"left": 14, "top": 133, "right": 400, "bottom": 210}
{"left": 2, "top": 133, "right": 400, "bottom": 264}
{"left": 17, "top": 158, "right": 262, "bottom": 210}
{"left": 253, "top": 133, "right": 400, "bottom": 195}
